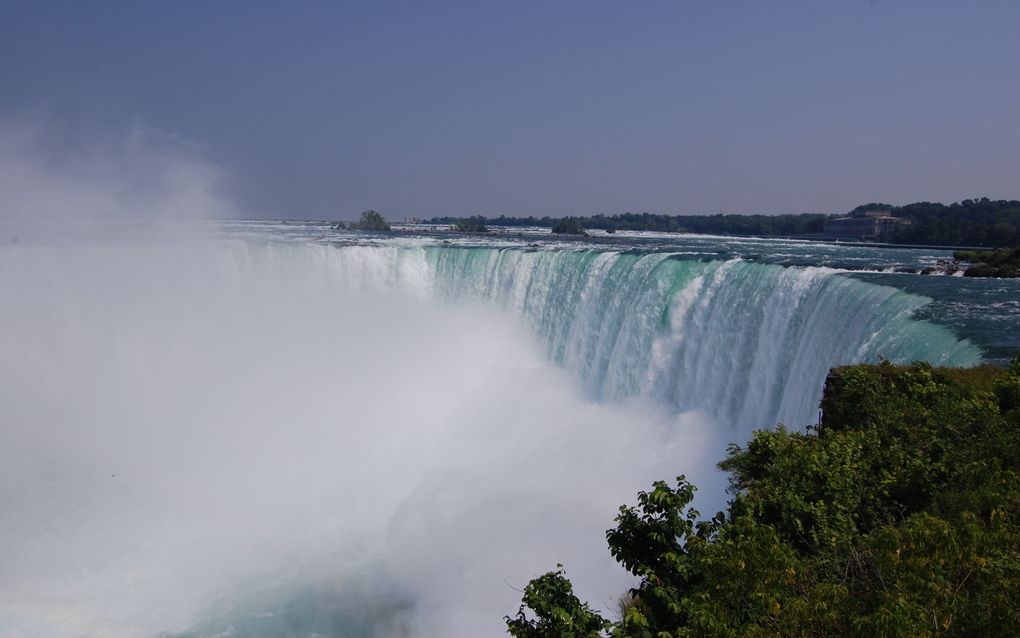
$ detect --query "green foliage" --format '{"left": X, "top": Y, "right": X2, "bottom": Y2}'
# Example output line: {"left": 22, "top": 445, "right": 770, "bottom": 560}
{"left": 352, "top": 210, "right": 391, "bottom": 231}
{"left": 850, "top": 203, "right": 894, "bottom": 215}
{"left": 720, "top": 426, "right": 867, "bottom": 550}
{"left": 889, "top": 198, "right": 1020, "bottom": 247}
{"left": 453, "top": 216, "right": 489, "bottom": 233}
{"left": 551, "top": 217, "right": 587, "bottom": 235}
{"left": 955, "top": 244, "right": 1020, "bottom": 278}
{"left": 506, "top": 566, "right": 609, "bottom": 638}
{"left": 605, "top": 477, "right": 719, "bottom": 636}
{"left": 431, "top": 212, "right": 827, "bottom": 236}
{"left": 508, "top": 358, "right": 1020, "bottom": 637}
{"left": 431, "top": 198, "right": 1020, "bottom": 246}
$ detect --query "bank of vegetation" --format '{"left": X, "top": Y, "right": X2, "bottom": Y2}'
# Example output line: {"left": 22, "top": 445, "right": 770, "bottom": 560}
{"left": 431, "top": 198, "right": 1020, "bottom": 247}
{"left": 453, "top": 216, "right": 489, "bottom": 233}
{"left": 431, "top": 212, "right": 827, "bottom": 237}
{"left": 955, "top": 245, "right": 1020, "bottom": 278}
{"left": 335, "top": 210, "right": 391, "bottom": 231}
{"left": 888, "top": 199, "right": 1020, "bottom": 247}
{"left": 507, "top": 357, "right": 1020, "bottom": 637}
{"left": 551, "top": 217, "right": 587, "bottom": 236}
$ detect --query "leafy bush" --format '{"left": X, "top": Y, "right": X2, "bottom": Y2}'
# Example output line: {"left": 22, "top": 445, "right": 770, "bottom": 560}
{"left": 955, "top": 244, "right": 1020, "bottom": 278}
{"left": 506, "top": 566, "right": 608, "bottom": 638}
{"left": 351, "top": 210, "right": 390, "bottom": 231}
{"left": 509, "top": 358, "right": 1020, "bottom": 637}
{"left": 454, "top": 216, "right": 489, "bottom": 233}
{"left": 551, "top": 217, "right": 587, "bottom": 235}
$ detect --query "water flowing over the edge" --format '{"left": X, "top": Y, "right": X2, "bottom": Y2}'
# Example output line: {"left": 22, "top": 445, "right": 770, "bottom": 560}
{"left": 249, "top": 240, "right": 982, "bottom": 431}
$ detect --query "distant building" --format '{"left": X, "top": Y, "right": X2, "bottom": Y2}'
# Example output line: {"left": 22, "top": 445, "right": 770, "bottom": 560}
{"left": 824, "top": 209, "right": 911, "bottom": 242}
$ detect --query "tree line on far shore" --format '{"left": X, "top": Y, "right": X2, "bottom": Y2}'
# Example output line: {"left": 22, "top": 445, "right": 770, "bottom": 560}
{"left": 427, "top": 198, "right": 1020, "bottom": 247}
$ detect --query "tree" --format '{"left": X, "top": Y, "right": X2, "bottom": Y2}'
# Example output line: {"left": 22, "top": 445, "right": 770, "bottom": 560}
{"left": 353, "top": 210, "right": 390, "bottom": 231}
{"left": 955, "top": 244, "right": 1020, "bottom": 278}
{"left": 431, "top": 198, "right": 1020, "bottom": 245}
{"left": 507, "top": 358, "right": 1020, "bottom": 637}
{"left": 454, "top": 216, "right": 489, "bottom": 233}
{"left": 551, "top": 217, "right": 587, "bottom": 235}
{"left": 506, "top": 566, "right": 608, "bottom": 638}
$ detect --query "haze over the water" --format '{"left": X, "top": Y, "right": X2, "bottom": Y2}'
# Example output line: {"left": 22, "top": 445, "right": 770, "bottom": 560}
{"left": 0, "top": 120, "right": 993, "bottom": 637}
{"left": 2, "top": 0, "right": 1018, "bottom": 219}
{"left": 0, "top": 2, "right": 1018, "bottom": 637}
{"left": 0, "top": 117, "right": 732, "bottom": 637}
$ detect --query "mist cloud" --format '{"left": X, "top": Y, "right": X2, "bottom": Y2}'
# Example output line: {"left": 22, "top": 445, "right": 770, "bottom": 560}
{"left": 0, "top": 238, "right": 728, "bottom": 637}
{"left": 0, "top": 116, "right": 236, "bottom": 232}
{"left": 0, "top": 119, "right": 728, "bottom": 637}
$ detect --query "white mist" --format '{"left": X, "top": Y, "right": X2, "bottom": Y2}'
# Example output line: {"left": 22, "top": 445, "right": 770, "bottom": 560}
{"left": 0, "top": 237, "right": 726, "bottom": 638}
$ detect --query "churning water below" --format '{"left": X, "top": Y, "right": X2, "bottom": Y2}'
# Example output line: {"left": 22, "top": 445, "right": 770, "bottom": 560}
{"left": 1, "top": 222, "right": 1016, "bottom": 638}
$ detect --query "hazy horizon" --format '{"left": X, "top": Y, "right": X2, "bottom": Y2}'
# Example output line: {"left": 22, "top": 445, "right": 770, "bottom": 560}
{"left": 2, "top": 1, "right": 1018, "bottom": 221}
{"left": 240, "top": 196, "right": 1017, "bottom": 223}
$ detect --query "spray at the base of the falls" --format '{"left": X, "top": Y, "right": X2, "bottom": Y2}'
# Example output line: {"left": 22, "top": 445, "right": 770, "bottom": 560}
{"left": 0, "top": 237, "right": 725, "bottom": 638}
{"left": 0, "top": 236, "right": 981, "bottom": 638}
{"left": 259, "top": 241, "right": 980, "bottom": 431}
{"left": 4, "top": 119, "right": 986, "bottom": 638}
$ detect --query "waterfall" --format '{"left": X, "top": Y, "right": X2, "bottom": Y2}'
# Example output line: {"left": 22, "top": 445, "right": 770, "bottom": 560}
{"left": 246, "top": 240, "right": 980, "bottom": 430}
{"left": 5, "top": 237, "right": 975, "bottom": 430}
{"left": 421, "top": 246, "right": 979, "bottom": 429}
{"left": 0, "top": 236, "right": 984, "bottom": 637}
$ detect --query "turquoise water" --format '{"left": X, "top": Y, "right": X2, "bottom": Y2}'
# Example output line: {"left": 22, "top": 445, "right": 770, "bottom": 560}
{"left": 424, "top": 246, "right": 979, "bottom": 428}
{"left": 4, "top": 221, "right": 1016, "bottom": 638}
{"left": 214, "top": 220, "right": 1014, "bottom": 430}
{"left": 220, "top": 219, "right": 1020, "bottom": 365}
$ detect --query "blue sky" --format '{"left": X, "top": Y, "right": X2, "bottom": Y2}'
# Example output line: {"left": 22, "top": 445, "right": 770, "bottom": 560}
{"left": 2, "top": 0, "right": 1018, "bottom": 219}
